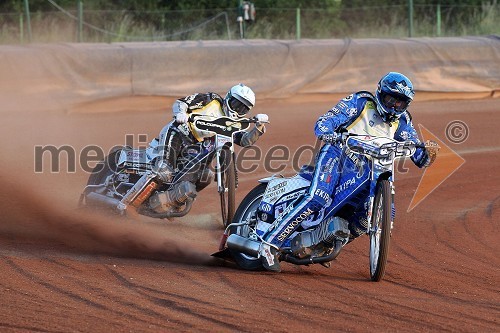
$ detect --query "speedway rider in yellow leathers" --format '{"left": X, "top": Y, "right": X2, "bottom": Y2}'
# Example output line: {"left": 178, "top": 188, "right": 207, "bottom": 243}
{"left": 156, "top": 83, "right": 268, "bottom": 180}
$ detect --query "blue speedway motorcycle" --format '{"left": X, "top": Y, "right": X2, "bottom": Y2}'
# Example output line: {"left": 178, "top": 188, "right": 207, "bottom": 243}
{"left": 213, "top": 133, "right": 426, "bottom": 281}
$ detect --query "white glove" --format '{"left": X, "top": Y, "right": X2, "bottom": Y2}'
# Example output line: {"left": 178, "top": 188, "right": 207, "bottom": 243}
{"left": 254, "top": 114, "right": 269, "bottom": 124}
{"left": 175, "top": 112, "right": 189, "bottom": 124}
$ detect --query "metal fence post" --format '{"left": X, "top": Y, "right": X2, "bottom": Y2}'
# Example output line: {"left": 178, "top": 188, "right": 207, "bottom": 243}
{"left": 77, "top": 0, "right": 83, "bottom": 42}
{"left": 23, "top": 0, "right": 32, "bottom": 42}
{"left": 436, "top": 3, "right": 441, "bottom": 37}
{"left": 224, "top": 12, "right": 232, "bottom": 40}
{"left": 296, "top": 7, "right": 301, "bottom": 40}
{"left": 20, "top": 14, "right": 24, "bottom": 43}
{"left": 408, "top": 0, "right": 414, "bottom": 37}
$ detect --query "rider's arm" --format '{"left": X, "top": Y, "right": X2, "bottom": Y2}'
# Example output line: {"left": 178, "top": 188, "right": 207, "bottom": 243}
{"left": 173, "top": 99, "right": 189, "bottom": 116}
{"left": 172, "top": 94, "right": 198, "bottom": 123}
{"left": 314, "top": 93, "right": 364, "bottom": 139}
{"left": 394, "top": 112, "right": 434, "bottom": 168}
{"left": 234, "top": 125, "right": 265, "bottom": 147}
{"left": 173, "top": 93, "right": 219, "bottom": 123}
{"left": 234, "top": 114, "right": 267, "bottom": 147}
{"left": 173, "top": 92, "right": 208, "bottom": 116}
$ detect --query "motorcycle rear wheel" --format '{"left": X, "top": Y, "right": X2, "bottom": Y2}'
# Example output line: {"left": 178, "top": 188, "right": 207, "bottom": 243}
{"left": 228, "top": 183, "right": 267, "bottom": 271}
{"left": 219, "top": 148, "right": 236, "bottom": 228}
{"left": 81, "top": 148, "right": 122, "bottom": 209}
{"left": 369, "top": 179, "right": 392, "bottom": 281}
{"left": 86, "top": 148, "right": 120, "bottom": 187}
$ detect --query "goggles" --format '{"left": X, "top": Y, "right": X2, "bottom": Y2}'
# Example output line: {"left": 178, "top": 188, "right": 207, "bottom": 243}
{"left": 228, "top": 96, "right": 251, "bottom": 116}
{"left": 381, "top": 92, "right": 410, "bottom": 113}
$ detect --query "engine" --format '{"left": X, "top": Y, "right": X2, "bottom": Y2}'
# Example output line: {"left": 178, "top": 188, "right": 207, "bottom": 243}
{"left": 290, "top": 216, "right": 350, "bottom": 258}
{"left": 148, "top": 181, "right": 197, "bottom": 213}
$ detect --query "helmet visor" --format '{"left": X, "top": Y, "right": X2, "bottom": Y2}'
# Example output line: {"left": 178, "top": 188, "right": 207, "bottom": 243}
{"left": 228, "top": 96, "right": 250, "bottom": 116}
{"left": 381, "top": 92, "right": 410, "bottom": 114}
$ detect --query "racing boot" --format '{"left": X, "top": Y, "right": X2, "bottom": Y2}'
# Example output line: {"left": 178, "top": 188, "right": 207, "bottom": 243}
{"left": 260, "top": 244, "right": 281, "bottom": 272}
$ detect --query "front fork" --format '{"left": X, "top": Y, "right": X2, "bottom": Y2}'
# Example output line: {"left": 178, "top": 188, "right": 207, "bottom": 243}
{"left": 216, "top": 143, "right": 234, "bottom": 194}
{"left": 216, "top": 149, "right": 224, "bottom": 193}
{"left": 365, "top": 180, "right": 395, "bottom": 235}
{"left": 390, "top": 182, "right": 395, "bottom": 233}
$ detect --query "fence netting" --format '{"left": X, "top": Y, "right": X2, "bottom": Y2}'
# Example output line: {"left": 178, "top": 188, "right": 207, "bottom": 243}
{"left": 1, "top": 3, "right": 499, "bottom": 43}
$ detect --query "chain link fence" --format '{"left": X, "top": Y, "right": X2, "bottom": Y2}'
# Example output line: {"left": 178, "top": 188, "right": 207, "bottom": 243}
{"left": 1, "top": 3, "right": 498, "bottom": 44}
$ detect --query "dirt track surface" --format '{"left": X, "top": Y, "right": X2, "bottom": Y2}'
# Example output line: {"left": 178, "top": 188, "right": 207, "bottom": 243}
{"left": 0, "top": 95, "right": 499, "bottom": 332}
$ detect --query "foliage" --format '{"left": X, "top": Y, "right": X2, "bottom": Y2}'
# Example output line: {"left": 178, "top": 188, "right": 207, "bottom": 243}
{"left": 0, "top": 0, "right": 497, "bottom": 42}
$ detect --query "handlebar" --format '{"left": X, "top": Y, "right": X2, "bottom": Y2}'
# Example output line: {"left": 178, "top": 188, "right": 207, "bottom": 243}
{"left": 320, "top": 132, "right": 430, "bottom": 149}
{"left": 187, "top": 115, "right": 266, "bottom": 124}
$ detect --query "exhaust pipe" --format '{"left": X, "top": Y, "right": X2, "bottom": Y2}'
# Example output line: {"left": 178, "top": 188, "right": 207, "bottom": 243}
{"left": 85, "top": 192, "right": 122, "bottom": 210}
{"left": 226, "top": 234, "right": 261, "bottom": 257}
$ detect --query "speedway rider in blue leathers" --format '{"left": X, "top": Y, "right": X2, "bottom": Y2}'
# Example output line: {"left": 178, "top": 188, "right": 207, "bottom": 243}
{"left": 260, "top": 72, "right": 439, "bottom": 272}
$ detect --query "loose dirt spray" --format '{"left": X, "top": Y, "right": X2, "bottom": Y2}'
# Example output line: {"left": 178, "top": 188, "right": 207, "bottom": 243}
{"left": 0, "top": 173, "right": 216, "bottom": 266}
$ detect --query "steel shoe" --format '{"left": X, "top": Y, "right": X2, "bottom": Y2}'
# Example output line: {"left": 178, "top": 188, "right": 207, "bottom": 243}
{"left": 260, "top": 244, "right": 281, "bottom": 272}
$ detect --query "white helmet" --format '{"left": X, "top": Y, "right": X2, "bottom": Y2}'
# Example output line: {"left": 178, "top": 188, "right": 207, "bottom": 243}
{"left": 223, "top": 83, "right": 255, "bottom": 118}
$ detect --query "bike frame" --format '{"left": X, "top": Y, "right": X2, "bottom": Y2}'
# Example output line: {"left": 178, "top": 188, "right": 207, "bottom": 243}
{"left": 341, "top": 135, "right": 418, "bottom": 234}
{"left": 190, "top": 115, "right": 253, "bottom": 194}
{"left": 252, "top": 135, "right": 419, "bottom": 246}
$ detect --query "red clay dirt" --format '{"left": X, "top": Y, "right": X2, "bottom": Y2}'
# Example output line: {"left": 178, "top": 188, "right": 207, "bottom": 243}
{"left": 0, "top": 95, "right": 499, "bottom": 332}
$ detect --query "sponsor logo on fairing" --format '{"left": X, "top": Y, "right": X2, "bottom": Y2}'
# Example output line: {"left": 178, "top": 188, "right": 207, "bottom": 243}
{"left": 126, "top": 151, "right": 145, "bottom": 159}
{"left": 318, "top": 156, "right": 338, "bottom": 183}
{"left": 124, "top": 162, "right": 152, "bottom": 170}
{"left": 265, "top": 181, "right": 287, "bottom": 199}
{"left": 196, "top": 120, "right": 230, "bottom": 132}
{"left": 335, "top": 177, "right": 356, "bottom": 195}
{"left": 277, "top": 208, "right": 314, "bottom": 242}
{"left": 314, "top": 188, "right": 330, "bottom": 201}
{"left": 281, "top": 191, "right": 303, "bottom": 202}
{"left": 274, "top": 203, "right": 287, "bottom": 218}
{"left": 261, "top": 203, "right": 272, "bottom": 212}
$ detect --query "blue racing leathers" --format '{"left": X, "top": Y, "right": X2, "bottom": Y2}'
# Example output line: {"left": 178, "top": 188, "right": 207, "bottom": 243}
{"left": 263, "top": 91, "right": 430, "bottom": 248}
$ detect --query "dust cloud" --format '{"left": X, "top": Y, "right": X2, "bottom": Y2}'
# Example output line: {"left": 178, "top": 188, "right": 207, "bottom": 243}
{"left": 0, "top": 171, "right": 216, "bottom": 265}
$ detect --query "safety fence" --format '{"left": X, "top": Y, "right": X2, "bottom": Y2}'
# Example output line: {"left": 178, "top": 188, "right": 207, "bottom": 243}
{"left": 1, "top": 2, "right": 499, "bottom": 44}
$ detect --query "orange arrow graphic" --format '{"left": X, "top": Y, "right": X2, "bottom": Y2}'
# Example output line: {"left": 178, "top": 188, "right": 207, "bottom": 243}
{"left": 407, "top": 124, "right": 466, "bottom": 212}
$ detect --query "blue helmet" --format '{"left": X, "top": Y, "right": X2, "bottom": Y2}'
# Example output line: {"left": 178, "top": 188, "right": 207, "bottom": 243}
{"left": 375, "top": 72, "right": 415, "bottom": 121}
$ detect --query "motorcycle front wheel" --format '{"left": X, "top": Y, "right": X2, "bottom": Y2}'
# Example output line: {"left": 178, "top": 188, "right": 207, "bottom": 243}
{"left": 219, "top": 148, "right": 236, "bottom": 228}
{"left": 369, "top": 179, "right": 392, "bottom": 282}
